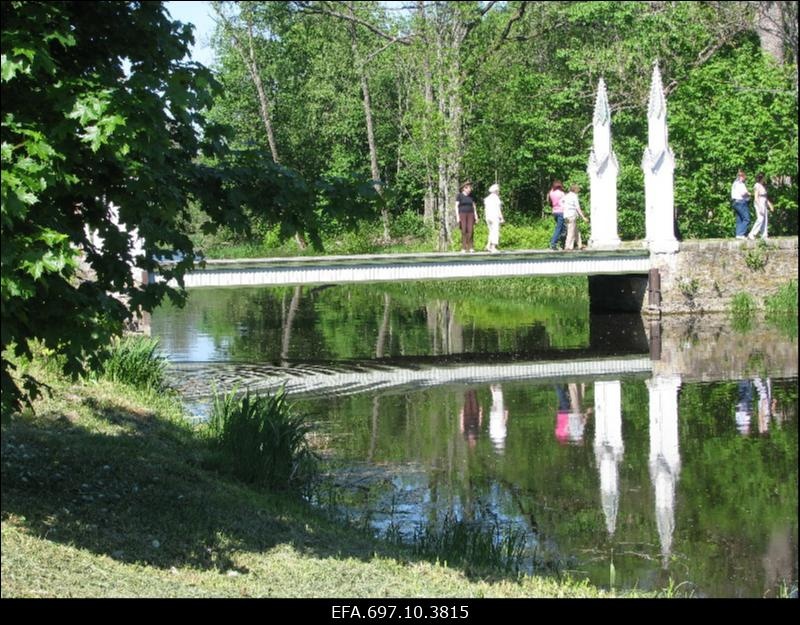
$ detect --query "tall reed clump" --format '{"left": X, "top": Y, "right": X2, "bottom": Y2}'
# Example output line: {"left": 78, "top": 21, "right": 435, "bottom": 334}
{"left": 409, "top": 513, "right": 527, "bottom": 575}
{"left": 207, "top": 388, "right": 318, "bottom": 492}
{"left": 99, "top": 335, "right": 167, "bottom": 391}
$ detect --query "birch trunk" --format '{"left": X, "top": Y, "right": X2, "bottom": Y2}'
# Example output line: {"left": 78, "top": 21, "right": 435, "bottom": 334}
{"left": 348, "top": 7, "right": 389, "bottom": 243}
{"left": 755, "top": 1, "right": 785, "bottom": 64}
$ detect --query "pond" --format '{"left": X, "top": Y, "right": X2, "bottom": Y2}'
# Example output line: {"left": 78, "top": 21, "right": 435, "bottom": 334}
{"left": 151, "top": 279, "right": 798, "bottom": 598}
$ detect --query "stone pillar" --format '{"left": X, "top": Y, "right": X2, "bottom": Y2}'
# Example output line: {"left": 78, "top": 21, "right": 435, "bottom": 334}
{"left": 642, "top": 63, "right": 679, "bottom": 254}
{"left": 594, "top": 380, "right": 624, "bottom": 537}
{"left": 588, "top": 78, "right": 621, "bottom": 249}
{"left": 647, "top": 374, "right": 682, "bottom": 569}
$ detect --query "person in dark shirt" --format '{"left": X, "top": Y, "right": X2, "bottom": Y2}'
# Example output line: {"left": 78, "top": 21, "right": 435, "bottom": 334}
{"left": 454, "top": 181, "right": 478, "bottom": 252}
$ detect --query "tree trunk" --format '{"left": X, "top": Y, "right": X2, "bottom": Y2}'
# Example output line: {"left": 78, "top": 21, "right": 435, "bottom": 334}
{"left": 347, "top": 11, "right": 389, "bottom": 244}
{"left": 237, "top": 18, "right": 280, "bottom": 163}
{"left": 436, "top": 26, "right": 451, "bottom": 251}
{"left": 755, "top": 1, "right": 785, "bottom": 64}
{"left": 418, "top": 1, "right": 436, "bottom": 227}
{"left": 216, "top": 5, "right": 308, "bottom": 250}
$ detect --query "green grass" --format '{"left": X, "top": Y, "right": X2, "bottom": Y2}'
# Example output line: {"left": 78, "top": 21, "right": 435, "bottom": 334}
{"left": 729, "top": 292, "right": 756, "bottom": 333}
{"left": 765, "top": 280, "right": 798, "bottom": 339}
{"left": 728, "top": 282, "right": 798, "bottom": 338}
{"left": 765, "top": 280, "right": 798, "bottom": 317}
{"left": 200, "top": 217, "right": 580, "bottom": 259}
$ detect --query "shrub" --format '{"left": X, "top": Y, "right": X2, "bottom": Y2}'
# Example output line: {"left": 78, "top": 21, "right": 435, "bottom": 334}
{"left": 743, "top": 240, "right": 770, "bottom": 272}
{"left": 500, "top": 221, "right": 554, "bottom": 249}
{"left": 389, "top": 210, "right": 431, "bottom": 240}
{"left": 207, "top": 388, "right": 318, "bottom": 491}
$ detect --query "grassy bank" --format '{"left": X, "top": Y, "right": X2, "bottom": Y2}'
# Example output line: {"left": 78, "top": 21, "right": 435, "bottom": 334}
{"left": 1, "top": 359, "right": 647, "bottom": 598}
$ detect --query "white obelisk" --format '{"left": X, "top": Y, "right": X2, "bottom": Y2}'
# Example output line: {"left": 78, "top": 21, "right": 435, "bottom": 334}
{"left": 588, "top": 78, "right": 621, "bottom": 249}
{"left": 642, "top": 63, "right": 679, "bottom": 253}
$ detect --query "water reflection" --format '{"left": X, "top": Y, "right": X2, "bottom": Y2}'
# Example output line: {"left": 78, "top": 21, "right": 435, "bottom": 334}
{"left": 555, "top": 383, "right": 591, "bottom": 446}
{"left": 460, "top": 389, "right": 483, "bottom": 449}
{"left": 648, "top": 375, "right": 682, "bottom": 569}
{"left": 593, "top": 381, "right": 623, "bottom": 538}
{"left": 151, "top": 283, "right": 798, "bottom": 597}
{"left": 754, "top": 377, "right": 776, "bottom": 435}
{"left": 736, "top": 380, "right": 754, "bottom": 435}
{"left": 488, "top": 385, "right": 508, "bottom": 454}
{"left": 735, "top": 378, "right": 783, "bottom": 437}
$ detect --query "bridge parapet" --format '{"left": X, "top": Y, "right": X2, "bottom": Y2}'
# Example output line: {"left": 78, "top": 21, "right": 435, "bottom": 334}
{"left": 172, "top": 248, "right": 651, "bottom": 289}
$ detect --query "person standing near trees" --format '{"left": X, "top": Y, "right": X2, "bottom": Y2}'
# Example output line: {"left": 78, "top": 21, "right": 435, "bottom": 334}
{"left": 483, "top": 183, "right": 505, "bottom": 252}
{"left": 547, "top": 179, "right": 566, "bottom": 250}
{"left": 562, "top": 184, "right": 589, "bottom": 251}
{"left": 748, "top": 172, "right": 773, "bottom": 240}
{"left": 731, "top": 169, "right": 751, "bottom": 238}
{"left": 455, "top": 181, "right": 478, "bottom": 253}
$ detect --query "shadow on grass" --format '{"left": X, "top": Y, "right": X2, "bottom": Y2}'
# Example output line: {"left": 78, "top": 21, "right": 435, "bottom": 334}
{"left": 1, "top": 396, "right": 526, "bottom": 584}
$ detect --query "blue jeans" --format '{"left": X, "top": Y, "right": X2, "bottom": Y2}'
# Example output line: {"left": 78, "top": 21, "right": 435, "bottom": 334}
{"left": 732, "top": 199, "right": 750, "bottom": 237}
{"left": 550, "top": 213, "right": 564, "bottom": 249}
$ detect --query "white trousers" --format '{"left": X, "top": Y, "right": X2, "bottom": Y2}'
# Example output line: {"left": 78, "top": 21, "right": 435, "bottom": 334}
{"left": 565, "top": 217, "right": 582, "bottom": 250}
{"left": 748, "top": 208, "right": 768, "bottom": 239}
{"left": 487, "top": 220, "right": 501, "bottom": 247}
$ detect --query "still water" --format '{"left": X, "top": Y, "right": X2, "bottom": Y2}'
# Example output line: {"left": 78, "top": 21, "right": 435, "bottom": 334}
{"left": 152, "top": 281, "right": 798, "bottom": 598}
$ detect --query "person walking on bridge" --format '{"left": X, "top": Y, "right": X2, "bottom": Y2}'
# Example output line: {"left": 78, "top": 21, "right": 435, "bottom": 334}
{"left": 455, "top": 181, "right": 478, "bottom": 253}
{"left": 562, "top": 184, "right": 589, "bottom": 251}
{"left": 548, "top": 179, "right": 565, "bottom": 250}
{"left": 730, "top": 169, "right": 751, "bottom": 238}
{"left": 748, "top": 172, "right": 773, "bottom": 240}
{"left": 484, "top": 183, "right": 505, "bottom": 252}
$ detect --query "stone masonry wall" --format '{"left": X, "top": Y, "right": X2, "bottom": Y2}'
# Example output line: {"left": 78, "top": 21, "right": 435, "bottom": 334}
{"left": 651, "top": 236, "right": 798, "bottom": 314}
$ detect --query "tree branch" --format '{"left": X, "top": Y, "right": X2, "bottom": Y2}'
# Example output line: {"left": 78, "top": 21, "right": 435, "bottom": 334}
{"left": 292, "top": 1, "right": 412, "bottom": 45}
{"left": 491, "top": 2, "right": 528, "bottom": 53}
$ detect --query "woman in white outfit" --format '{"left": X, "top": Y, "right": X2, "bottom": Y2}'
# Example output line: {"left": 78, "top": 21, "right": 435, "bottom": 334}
{"left": 483, "top": 183, "right": 505, "bottom": 252}
{"left": 562, "top": 184, "right": 589, "bottom": 250}
{"left": 748, "top": 172, "right": 772, "bottom": 240}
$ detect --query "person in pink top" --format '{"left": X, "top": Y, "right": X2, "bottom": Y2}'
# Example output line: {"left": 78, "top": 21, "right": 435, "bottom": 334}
{"left": 548, "top": 179, "right": 565, "bottom": 250}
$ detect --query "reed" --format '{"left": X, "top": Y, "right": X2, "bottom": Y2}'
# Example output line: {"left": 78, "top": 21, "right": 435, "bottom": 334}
{"left": 408, "top": 513, "right": 527, "bottom": 574}
{"left": 99, "top": 335, "right": 167, "bottom": 391}
{"left": 207, "top": 388, "right": 318, "bottom": 491}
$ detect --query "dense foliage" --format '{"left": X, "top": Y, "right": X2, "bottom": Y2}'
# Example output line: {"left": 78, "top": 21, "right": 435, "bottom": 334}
{"left": 0, "top": 1, "right": 377, "bottom": 410}
{"left": 208, "top": 1, "right": 797, "bottom": 247}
